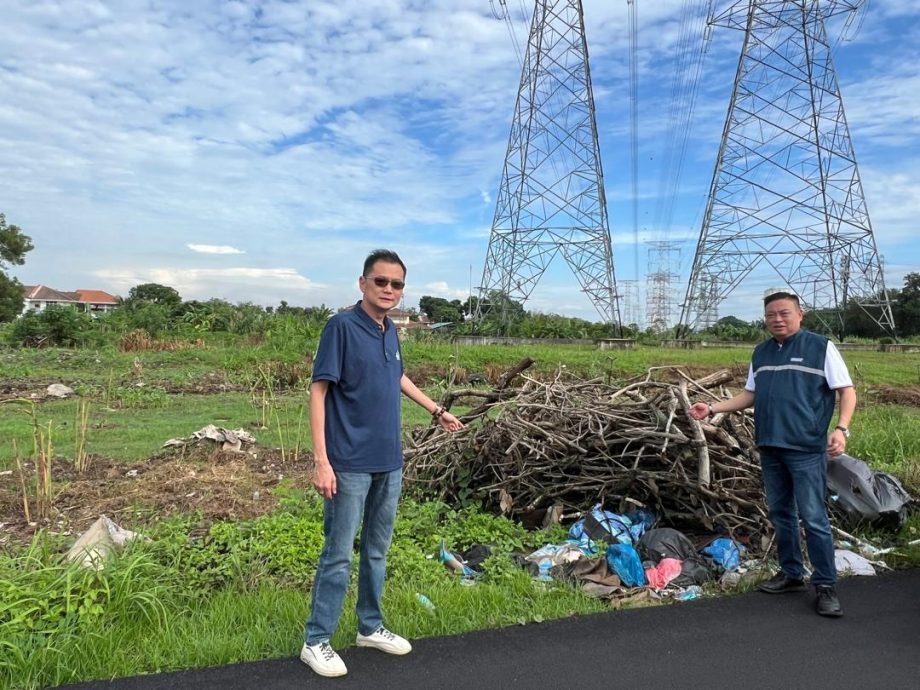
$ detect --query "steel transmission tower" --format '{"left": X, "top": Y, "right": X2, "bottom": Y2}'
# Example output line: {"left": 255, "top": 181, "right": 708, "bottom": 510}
{"left": 678, "top": 1, "right": 895, "bottom": 338}
{"left": 477, "top": 0, "right": 621, "bottom": 330}
{"left": 646, "top": 241, "right": 680, "bottom": 332}
{"left": 620, "top": 280, "right": 641, "bottom": 328}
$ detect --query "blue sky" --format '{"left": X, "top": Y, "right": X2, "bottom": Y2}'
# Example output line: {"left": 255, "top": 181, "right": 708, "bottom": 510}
{"left": 2, "top": 0, "right": 918, "bottom": 323}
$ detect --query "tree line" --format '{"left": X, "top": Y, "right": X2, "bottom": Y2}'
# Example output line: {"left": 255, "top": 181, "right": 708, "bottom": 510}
{"left": 2, "top": 213, "right": 919, "bottom": 344}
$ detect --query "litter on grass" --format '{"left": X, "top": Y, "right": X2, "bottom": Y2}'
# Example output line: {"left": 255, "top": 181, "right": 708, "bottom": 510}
{"left": 66, "top": 514, "right": 148, "bottom": 570}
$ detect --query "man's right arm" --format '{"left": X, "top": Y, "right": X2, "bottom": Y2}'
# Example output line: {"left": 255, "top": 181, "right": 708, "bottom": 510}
{"left": 310, "top": 380, "right": 337, "bottom": 498}
{"left": 688, "top": 390, "right": 755, "bottom": 420}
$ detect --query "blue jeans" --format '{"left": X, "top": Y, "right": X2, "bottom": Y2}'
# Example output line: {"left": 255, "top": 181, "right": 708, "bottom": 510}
{"left": 759, "top": 447, "right": 836, "bottom": 587}
{"left": 305, "top": 468, "right": 402, "bottom": 645}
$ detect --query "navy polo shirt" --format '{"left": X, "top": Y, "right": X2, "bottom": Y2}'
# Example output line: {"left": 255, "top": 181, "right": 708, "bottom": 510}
{"left": 311, "top": 302, "right": 404, "bottom": 472}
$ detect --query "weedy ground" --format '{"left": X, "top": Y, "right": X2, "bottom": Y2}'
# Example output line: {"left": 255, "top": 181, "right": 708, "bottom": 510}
{"left": 1, "top": 340, "right": 918, "bottom": 690}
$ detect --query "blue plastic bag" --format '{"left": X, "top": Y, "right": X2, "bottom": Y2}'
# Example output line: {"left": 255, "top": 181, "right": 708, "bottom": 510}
{"left": 701, "top": 538, "right": 743, "bottom": 572}
{"left": 569, "top": 504, "right": 635, "bottom": 545}
{"left": 606, "top": 543, "right": 646, "bottom": 587}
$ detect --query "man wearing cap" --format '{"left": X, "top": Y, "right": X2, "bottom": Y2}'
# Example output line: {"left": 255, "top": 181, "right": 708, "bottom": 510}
{"left": 689, "top": 287, "right": 855, "bottom": 617}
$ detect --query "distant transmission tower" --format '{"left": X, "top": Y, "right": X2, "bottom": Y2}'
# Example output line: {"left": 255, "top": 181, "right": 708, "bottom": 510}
{"left": 696, "top": 274, "right": 720, "bottom": 330}
{"left": 646, "top": 241, "right": 680, "bottom": 332}
{"left": 678, "top": 1, "right": 895, "bottom": 338}
{"left": 620, "top": 280, "right": 641, "bottom": 328}
{"left": 477, "top": 0, "right": 621, "bottom": 331}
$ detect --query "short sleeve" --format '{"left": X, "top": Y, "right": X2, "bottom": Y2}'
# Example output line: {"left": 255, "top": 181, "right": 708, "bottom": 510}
{"left": 744, "top": 363, "right": 755, "bottom": 392}
{"left": 824, "top": 341, "right": 853, "bottom": 389}
{"left": 312, "top": 319, "right": 344, "bottom": 383}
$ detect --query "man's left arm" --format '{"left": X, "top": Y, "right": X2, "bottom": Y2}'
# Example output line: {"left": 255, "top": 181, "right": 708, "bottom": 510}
{"left": 400, "top": 374, "right": 464, "bottom": 432}
{"left": 828, "top": 385, "right": 856, "bottom": 456}
{"left": 825, "top": 341, "right": 856, "bottom": 456}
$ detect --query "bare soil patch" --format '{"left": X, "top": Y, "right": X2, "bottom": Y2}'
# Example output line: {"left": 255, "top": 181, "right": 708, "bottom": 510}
{"left": 0, "top": 378, "right": 64, "bottom": 402}
{"left": 869, "top": 385, "right": 920, "bottom": 407}
{"left": 0, "top": 445, "right": 316, "bottom": 548}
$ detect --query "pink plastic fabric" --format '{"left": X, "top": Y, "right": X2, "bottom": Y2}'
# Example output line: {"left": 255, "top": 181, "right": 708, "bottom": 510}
{"left": 644, "top": 557, "right": 683, "bottom": 590}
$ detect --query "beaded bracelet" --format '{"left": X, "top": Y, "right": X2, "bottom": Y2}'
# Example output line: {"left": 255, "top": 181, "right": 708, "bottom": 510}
{"left": 432, "top": 406, "right": 446, "bottom": 420}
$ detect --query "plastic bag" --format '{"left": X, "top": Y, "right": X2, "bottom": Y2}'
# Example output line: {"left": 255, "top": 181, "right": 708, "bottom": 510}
{"left": 701, "top": 538, "right": 743, "bottom": 572}
{"left": 827, "top": 454, "right": 911, "bottom": 529}
{"left": 606, "top": 543, "right": 646, "bottom": 587}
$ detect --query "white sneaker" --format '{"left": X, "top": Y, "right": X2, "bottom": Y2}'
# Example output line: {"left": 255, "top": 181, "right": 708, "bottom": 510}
{"left": 356, "top": 626, "right": 412, "bottom": 655}
{"left": 300, "top": 642, "right": 347, "bottom": 677}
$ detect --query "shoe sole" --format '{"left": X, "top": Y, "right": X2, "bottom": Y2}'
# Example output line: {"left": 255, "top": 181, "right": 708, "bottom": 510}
{"left": 300, "top": 653, "right": 347, "bottom": 677}
{"left": 757, "top": 583, "right": 807, "bottom": 594}
{"left": 356, "top": 640, "right": 412, "bottom": 655}
{"left": 817, "top": 609, "right": 844, "bottom": 618}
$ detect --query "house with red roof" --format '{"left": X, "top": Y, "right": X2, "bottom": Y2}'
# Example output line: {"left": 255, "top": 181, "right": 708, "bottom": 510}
{"left": 21, "top": 285, "right": 119, "bottom": 315}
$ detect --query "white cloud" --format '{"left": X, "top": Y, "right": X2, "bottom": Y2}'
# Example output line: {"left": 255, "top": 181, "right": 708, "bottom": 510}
{"left": 187, "top": 244, "right": 245, "bottom": 255}
{"left": 94, "top": 266, "right": 327, "bottom": 305}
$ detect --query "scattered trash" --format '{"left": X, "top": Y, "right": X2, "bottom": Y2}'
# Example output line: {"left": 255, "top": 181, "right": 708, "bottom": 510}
{"left": 525, "top": 543, "right": 586, "bottom": 567}
{"left": 554, "top": 555, "right": 623, "bottom": 598}
{"left": 66, "top": 515, "right": 148, "bottom": 570}
{"left": 645, "top": 557, "right": 683, "bottom": 590}
{"left": 606, "top": 543, "right": 646, "bottom": 587}
{"left": 163, "top": 425, "right": 256, "bottom": 452}
{"left": 46, "top": 383, "right": 75, "bottom": 398}
{"left": 834, "top": 549, "right": 876, "bottom": 576}
{"left": 638, "top": 528, "right": 712, "bottom": 587}
{"left": 416, "top": 593, "right": 436, "bottom": 612}
{"left": 439, "top": 542, "right": 479, "bottom": 580}
{"left": 702, "top": 538, "right": 744, "bottom": 572}
{"left": 676, "top": 585, "right": 704, "bottom": 601}
{"left": 832, "top": 525, "right": 898, "bottom": 560}
{"left": 568, "top": 504, "right": 638, "bottom": 546}
{"left": 827, "top": 453, "right": 911, "bottom": 529}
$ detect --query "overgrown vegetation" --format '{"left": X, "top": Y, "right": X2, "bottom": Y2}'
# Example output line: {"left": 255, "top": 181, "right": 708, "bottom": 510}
{"left": 0, "top": 496, "right": 602, "bottom": 690}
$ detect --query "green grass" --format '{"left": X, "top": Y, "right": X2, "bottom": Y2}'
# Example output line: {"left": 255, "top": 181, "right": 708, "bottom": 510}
{"left": 3, "top": 572, "right": 609, "bottom": 690}
{"left": 4, "top": 341, "right": 918, "bottom": 389}
{"left": 0, "top": 498, "right": 607, "bottom": 690}
{"left": 847, "top": 405, "right": 920, "bottom": 478}
{"left": 0, "top": 392, "right": 313, "bottom": 470}
{"left": 399, "top": 340, "right": 920, "bottom": 387}
{"left": 0, "top": 345, "right": 233, "bottom": 386}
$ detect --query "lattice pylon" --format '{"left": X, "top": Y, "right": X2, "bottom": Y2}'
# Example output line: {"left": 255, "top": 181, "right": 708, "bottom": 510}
{"left": 679, "top": 1, "right": 895, "bottom": 337}
{"left": 477, "top": 0, "right": 621, "bottom": 329}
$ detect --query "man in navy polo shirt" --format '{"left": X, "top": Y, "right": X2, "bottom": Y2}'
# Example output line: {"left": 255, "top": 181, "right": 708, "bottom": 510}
{"left": 690, "top": 287, "right": 856, "bottom": 617}
{"left": 300, "top": 249, "right": 463, "bottom": 678}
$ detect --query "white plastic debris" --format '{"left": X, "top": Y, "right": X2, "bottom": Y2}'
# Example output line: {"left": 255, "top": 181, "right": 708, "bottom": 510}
{"left": 163, "top": 424, "right": 256, "bottom": 451}
{"left": 834, "top": 549, "right": 877, "bottom": 576}
{"left": 66, "top": 515, "right": 148, "bottom": 570}
{"left": 46, "top": 383, "right": 75, "bottom": 398}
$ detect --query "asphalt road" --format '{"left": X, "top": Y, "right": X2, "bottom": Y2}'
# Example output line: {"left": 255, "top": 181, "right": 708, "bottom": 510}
{"left": 61, "top": 569, "right": 920, "bottom": 690}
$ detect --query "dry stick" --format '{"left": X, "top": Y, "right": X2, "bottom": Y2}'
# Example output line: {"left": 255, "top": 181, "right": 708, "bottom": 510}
{"left": 677, "top": 379, "right": 711, "bottom": 488}
{"left": 405, "top": 365, "right": 766, "bottom": 537}
{"left": 13, "top": 438, "right": 31, "bottom": 523}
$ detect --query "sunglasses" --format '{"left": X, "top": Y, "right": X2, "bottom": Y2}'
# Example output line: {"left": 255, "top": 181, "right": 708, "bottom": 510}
{"left": 366, "top": 275, "right": 406, "bottom": 290}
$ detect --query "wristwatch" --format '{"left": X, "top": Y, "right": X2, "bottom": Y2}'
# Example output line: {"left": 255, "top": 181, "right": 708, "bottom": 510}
{"left": 835, "top": 425, "right": 850, "bottom": 438}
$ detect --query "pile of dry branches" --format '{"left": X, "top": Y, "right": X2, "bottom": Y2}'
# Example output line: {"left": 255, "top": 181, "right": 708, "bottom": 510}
{"left": 405, "top": 359, "right": 769, "bottom": 538}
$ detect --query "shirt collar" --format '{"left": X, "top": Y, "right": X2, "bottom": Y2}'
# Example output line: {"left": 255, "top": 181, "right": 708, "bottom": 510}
{"left": 353, "top": 300, "right": 389, "bottom": 334}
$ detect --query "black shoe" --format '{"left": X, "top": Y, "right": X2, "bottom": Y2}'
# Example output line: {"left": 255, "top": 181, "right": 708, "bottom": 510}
{"left": 757, "top": 571, "right": 808, "bottom": 594}
{"left": 815, "top": 585, "right": 843, "bottom": 617}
